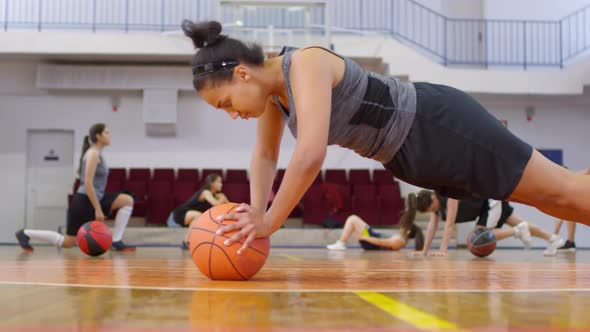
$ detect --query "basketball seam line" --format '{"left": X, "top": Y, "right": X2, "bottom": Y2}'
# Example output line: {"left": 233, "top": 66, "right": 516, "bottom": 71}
{"left": 190, "top": 226, "right": 268, "bottom": 258}
{"left": 84, "top": 233, "right": 109, "bottom": 255}
{"left": 207, "top": 204, "right": 240, "bottom": 226}
{"left": 209, "top": 204, "right": 242, "bottom": 280}
{"left": 193, "top": 242, "right": 247, "bottom": 281}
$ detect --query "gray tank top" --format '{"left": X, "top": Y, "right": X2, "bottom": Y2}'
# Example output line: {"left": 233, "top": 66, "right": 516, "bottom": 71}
{"left": 274, "top": 47, "right": 416, "bottom": 164}
{"left": 77, "top": 149, "right": 109, "bottom": 200}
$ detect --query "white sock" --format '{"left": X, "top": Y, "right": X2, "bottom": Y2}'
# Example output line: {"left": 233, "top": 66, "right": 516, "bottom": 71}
{"left": 548, "top": 234, "right": 558, "bottom": 243}
{"left": 23, "top": 230, "right": 64, "bottom": 247}
{"left": 112, "top": 206, "right": 133, "bottom": 242}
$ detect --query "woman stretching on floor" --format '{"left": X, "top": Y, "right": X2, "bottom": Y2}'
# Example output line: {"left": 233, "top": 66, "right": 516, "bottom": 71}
{"left": 327, "top": 194, "right": 424, "bottom": 251}
{"left": 170, "top": 173, "right": 229, "bottom": 249}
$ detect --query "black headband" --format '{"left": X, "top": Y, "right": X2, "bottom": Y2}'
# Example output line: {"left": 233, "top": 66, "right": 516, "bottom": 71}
{"left": 192, "top": 60, "right": 240, "bottom": 78}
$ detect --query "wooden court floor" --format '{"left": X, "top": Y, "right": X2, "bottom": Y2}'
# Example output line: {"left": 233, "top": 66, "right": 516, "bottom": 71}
{"left": 0, "top": 247, "right": 589, "bottom": 332}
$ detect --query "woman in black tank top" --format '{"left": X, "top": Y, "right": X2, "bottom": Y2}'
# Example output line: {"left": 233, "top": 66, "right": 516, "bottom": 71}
{"left": 173, "top": 173, "right": 229, "bottom": 226}
{"left": 180, "top": 20, "right": 590, "bottom": 254}
{"left": 411, "top": 190, "right": 564, "bottom": 257}
{"left": 173, "top": 173, "right": 229, "bottom": 248}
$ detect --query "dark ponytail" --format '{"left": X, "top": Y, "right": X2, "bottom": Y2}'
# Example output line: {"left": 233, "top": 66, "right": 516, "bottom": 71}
{"left": 400, "top": 193, "right": 418, "bottom": 228}
{"left": 77, "top": 123, "right": 106, "bottom": 177}
{"left": 400, "top": 192, "right": 430, "bottom": 251}
{"left": 181, "top": 20, "right": 265, "bottom": 90}
{"left": 408, "top": 224, "right": 425, "bottom": 251}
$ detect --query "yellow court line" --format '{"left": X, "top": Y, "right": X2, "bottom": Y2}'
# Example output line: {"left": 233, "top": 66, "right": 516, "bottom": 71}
{"left": 355, "top": 291, "right": 466, "bottom": 331}
{"left": 279, "top": 254, "right": 303, "bottom": 261}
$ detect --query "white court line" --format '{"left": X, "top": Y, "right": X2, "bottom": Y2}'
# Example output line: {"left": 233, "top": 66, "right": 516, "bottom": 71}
{"left": 2, "top": 265, "right": 589, "bottom": 273}
{"left": 2, "top": 281, "right": 590, "bottom": 293}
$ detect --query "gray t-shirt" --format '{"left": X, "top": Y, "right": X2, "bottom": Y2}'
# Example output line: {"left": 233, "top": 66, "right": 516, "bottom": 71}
{"left": 274, "top": 46, "right": 416, "bottom": 164}
{"left": 77, "top": 149, "right": 109, "bottom": 200}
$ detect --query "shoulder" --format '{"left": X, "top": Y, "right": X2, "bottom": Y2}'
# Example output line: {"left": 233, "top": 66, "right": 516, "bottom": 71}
{"left": 85, "top": 148, "right": 99, "bottom": 161}
{"left": 289, "top": 48, "right": 342, "bottom": 92}
{"left": 292, "top": 47, "right": 330, "bottom": 60}
{"left": 290, "top": 48, "right": 333, "bottom": 73}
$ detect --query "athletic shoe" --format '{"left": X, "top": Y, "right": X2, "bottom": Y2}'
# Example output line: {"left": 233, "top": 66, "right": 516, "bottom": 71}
{"left": 557, "top": 240, "right": 576, "bottom": 253}
{"left": 327, "top": 241, "right": 347, "bottom": 250}
{"left": 111, "top": 240, "right": 136, "bottom": 252}
{"left": 544, "top": 235, "right": 565, "bottom": 256}
{"left": 514, "top": 221, "right": 532, "bottom": 249}
{"left": 15, "top": 229, "right": 34, "bottom": 252}
{"left": 181, "top": 241, "right": 190, "bottom": 250}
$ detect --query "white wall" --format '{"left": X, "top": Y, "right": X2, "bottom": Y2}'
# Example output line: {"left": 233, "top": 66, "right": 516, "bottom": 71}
{"left": 482, "top": 101, "right": 590, "bottom": 248}
{"left": 2, "top": 31, "right": 590, "bottom": 95}
{"left": 413, "top": 0, "right": 442, "bottom": 13}
{"left": 1, "top": 33, "right": 590, "bottom": 247}
{"left": 483, "top": 0, "right": 590, "bottom": 20}
{"left": 0, "top": 60, "right": 380, "bottom": 243}
{"left": 418, "top": 0, "right": 589, "bottom": 20}
{"left": 442, "top": 0, "right": 483, "bottom": 19}
{"left": 334, "top": 35, "right": 590, "bottom": 94}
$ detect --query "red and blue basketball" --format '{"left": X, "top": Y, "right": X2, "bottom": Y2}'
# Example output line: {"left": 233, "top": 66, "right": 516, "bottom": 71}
{"left": 77, "top": 221, "right": 112, "bottom": 257}
{"left": 467, "top": 227, "right": 497, "bottom": 258}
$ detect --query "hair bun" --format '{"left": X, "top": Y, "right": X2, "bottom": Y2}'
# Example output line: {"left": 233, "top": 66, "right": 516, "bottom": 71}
{"left": 181, "top": 20, "right": 227, "bottom": 49}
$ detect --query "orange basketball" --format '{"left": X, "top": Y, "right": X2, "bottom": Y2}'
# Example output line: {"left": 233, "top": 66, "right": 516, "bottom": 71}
{"left": 189, "top": 203, "right": 270, "bottom": 281}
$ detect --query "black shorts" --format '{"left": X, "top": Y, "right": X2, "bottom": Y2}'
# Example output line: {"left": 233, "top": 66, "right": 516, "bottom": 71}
{"left": 456, "top": 198, "right": 489, "bottom": 223}
{"left": 384, "top": 83, "right": 533, "bottom": 200}
{"left": 173, "top": 208, "right": 188, "bottom": 227}
{"left": 476, "top": 201, "right": 514, "bottom": 229}
{"left": 66, "top": 192, "right": 119, "bottom": 236}
{"left": 173, "top": 208, "right": 203, "bottom": 227}
{"left": 359, "top": 227, "right": 389, "bottom": 250}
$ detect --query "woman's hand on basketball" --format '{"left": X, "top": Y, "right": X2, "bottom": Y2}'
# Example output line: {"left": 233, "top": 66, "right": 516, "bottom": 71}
{"left": 215, "top": 203, "right": 272, "bottom": 255}
{"left": 95, "top": 208, "right": 105, "bottom": 222}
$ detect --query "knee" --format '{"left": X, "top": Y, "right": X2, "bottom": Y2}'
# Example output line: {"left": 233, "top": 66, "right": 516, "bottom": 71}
{"left": 345, "top": 214, "right": 360, "bottom": 224}
{"left": 349, "top": 214, "right": 361, "bottom": 222}
{"left": 124, "top": 194, "right": 134, "bottom": 206}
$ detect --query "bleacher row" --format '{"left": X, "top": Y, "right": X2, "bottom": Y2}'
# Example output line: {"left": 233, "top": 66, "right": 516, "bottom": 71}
{"left": 70, "top": 168, "right": 406, "bottom": 227}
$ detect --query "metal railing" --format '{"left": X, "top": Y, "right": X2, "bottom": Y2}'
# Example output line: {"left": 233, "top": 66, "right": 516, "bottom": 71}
{"left": 0, "top": 0, "right": 588, "bottom": 68}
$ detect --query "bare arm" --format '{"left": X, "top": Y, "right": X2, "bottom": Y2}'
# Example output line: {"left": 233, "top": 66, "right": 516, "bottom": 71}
{"left": 264, "top": 49, "right": 333, "bottom": 233}
{"left": 436, "top": 198, "right": 459, "bottom": 254}
{"left": 420, "top": 213, "right": 439, "bottom": 255}
{"left": 249, "top": 98, "right": 285, "bottom": 212}
{"left": 217, "top": 193, "right": 230, "bottom": 204}
{"left": 218, "top": 49, "right": 335, "bottom": 254}
{"left": 201, "top": 190, "right": 227, "bottom": 206}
